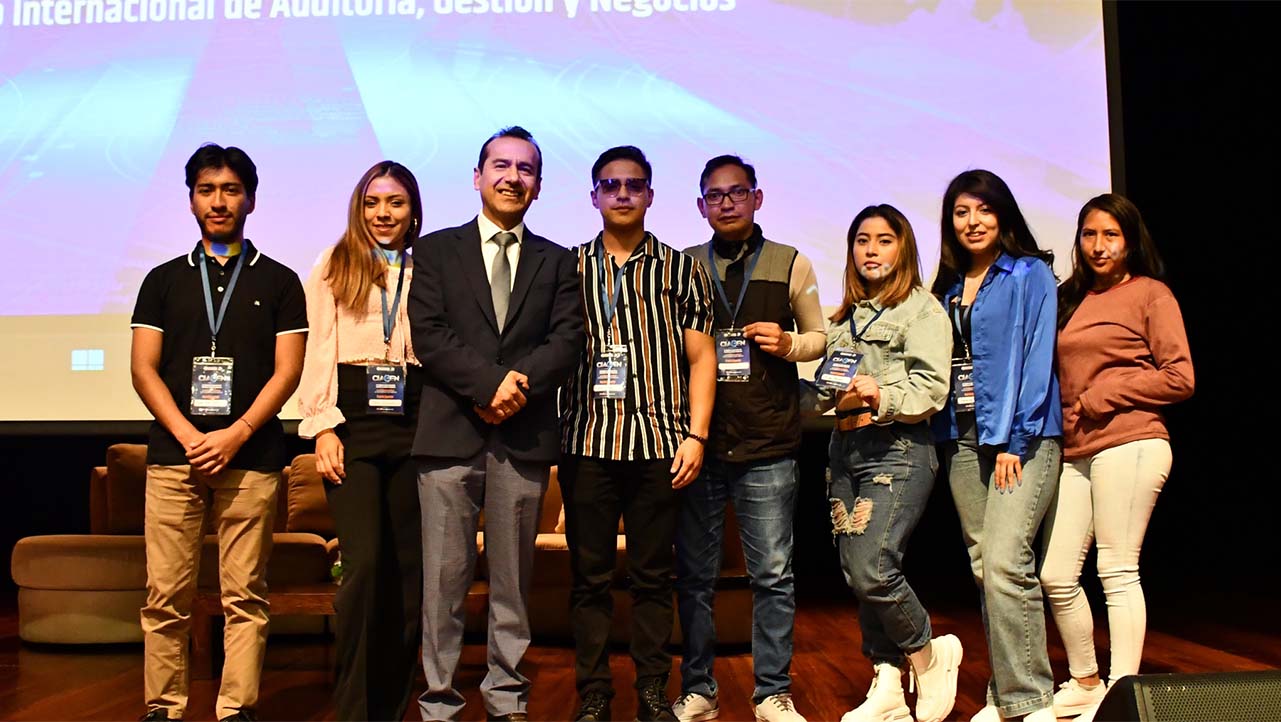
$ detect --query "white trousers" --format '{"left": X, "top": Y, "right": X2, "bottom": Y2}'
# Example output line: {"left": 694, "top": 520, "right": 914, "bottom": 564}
{"left": 1039, "top": 438, "right": 1172, "bottom": 681}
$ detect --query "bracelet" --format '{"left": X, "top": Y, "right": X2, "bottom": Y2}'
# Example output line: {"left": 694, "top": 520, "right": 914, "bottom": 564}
{"left": 238, "top": 417, "right": 255, "bottom": 433}
{"left": 686, "top": 432, "right": 707, "bottom": 445}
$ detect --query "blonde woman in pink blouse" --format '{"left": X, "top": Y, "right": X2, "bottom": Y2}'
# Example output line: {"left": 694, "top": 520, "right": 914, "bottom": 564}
{"left": 1039, "top": 194, "right": 1194, "bottom": 722}
{"left": 297, "top": 161, "right": 425, "bottom": 722}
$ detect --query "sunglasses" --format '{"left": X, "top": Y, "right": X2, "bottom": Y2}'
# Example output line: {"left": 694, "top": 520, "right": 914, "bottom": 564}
{"left": 595, "top": 177, "right": 650, "bottom": 196}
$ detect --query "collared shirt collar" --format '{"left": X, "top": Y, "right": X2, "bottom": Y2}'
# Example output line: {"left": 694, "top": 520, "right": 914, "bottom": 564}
{"left": 992, "top": 251, "right": 1015, "bottom": 273}
{"left": 945, "top": 251, "right": 1014, "bottom": 298}
{"left": 477, "top": 213, "right": 526, "bottom": 246}
{"left": 585, "top": 230, "right": 660, "bottom": 260}
{"left": 854, "top": 296, "right": 884, "bottom": 312}
{"left": 710, "top": 224, "right": 764, "bottom": 263}
{"left": 187, "top": 239, "right": 260, "bottom": 267}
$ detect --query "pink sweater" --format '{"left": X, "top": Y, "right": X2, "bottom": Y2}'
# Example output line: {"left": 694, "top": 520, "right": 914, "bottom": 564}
{"left": 297, "top": 248, "right": 420, "bottom": 438}
{"left": 1057, "top": 276, "right": 1194, "bottom": 460}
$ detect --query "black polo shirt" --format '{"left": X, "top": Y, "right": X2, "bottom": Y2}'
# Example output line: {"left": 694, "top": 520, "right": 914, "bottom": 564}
{"left": 130, "top": 241, "right": 307, "bottom": 471}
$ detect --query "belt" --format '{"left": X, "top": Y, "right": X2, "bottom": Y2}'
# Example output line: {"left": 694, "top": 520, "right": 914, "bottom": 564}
{"left": 835, "top": 406, "right": 874, "bottom": 432}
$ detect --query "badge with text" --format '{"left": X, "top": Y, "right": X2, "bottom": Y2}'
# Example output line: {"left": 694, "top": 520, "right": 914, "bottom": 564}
{"left": 592, "top": 344, "right": 630, "bottom": 399}
{"left": 715, "top": 328, "right": 751, "bottom": 382}
{"left": 366, "top": 364, "right": 406, "bottom": 415}
{"left": 190, "top": 356, "right": 234, "bottom": 416}
{"left": 816, "top": 350, "right": 864, "bottom": 391}
{"left": 951, "top": 359, "right": 976, "bottom": 412}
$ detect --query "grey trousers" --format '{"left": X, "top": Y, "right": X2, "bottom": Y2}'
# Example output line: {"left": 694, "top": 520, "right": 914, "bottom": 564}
{"left": 416, "top": 443, "right": 548, "bottom": 721}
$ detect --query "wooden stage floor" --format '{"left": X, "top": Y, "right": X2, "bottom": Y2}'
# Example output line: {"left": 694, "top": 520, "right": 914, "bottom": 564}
{"left": 2, "top": 586, "right": 1278, "bottom": 721}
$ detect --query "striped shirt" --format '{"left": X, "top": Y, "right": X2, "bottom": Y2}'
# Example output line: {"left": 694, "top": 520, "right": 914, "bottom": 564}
{"left": 560, "top": 232, "right": 714, "bottom": 460}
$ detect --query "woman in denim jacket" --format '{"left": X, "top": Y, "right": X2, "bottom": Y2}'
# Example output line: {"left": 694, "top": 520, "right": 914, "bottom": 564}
{"left": 805, "top": 204, "right": 962, "bottom": 722}
{"left": 930, "top": 170, "right": 1062, "bottom": 722}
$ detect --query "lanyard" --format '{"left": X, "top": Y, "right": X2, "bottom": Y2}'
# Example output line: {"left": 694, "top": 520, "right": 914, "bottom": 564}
{"left": 849, "top": 306, "right": 886, "bottom": 342}
{"left": 951, "top": 261, "right": 998, "bottom": 359}
{"left": 595, "top": 237, "right": 629, "bottom": 342}
{"left": 707, "top": 240, "right": 762, "bottom": 328}
{"left": 379, "top": 250, "right": 407, "bottom": 349}
{"left": 951, "top": 299, "right": 974, "bottom": 359}
{"left": 198, "top": 240, "right": 248, "bottom": 356}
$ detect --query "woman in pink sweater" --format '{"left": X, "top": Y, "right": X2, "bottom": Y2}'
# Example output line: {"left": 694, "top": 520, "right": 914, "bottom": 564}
{"left": 1039, "top": 194, "right": 1194, "bottom": 722}
{"left": 296, "top": 161, "right": 425, "bottom": 721}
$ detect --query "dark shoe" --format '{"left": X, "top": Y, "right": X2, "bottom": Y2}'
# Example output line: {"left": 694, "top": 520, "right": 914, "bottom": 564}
{"left": 218, "top": 710, "right": 257, "bottom": 722}
{"left": 575, "top": 691, "right": 613, "bottom": 722}
{"left": 636, "top": 679, "right": 677, "bottom": 722}
{"left": 140, "top": 710, "right": 181, "bottom": 722}
{"left": 489, "top": 714, "right": 530, "bottom": 722}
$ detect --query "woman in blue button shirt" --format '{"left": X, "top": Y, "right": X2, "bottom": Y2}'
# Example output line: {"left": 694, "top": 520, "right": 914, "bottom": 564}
{"left": 930, "top": 170, "right": 1062, "bottom": 722}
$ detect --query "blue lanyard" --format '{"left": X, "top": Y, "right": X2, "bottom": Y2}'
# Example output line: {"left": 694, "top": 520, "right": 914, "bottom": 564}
{"left": 379, "top": 250, "right": 407, "bottom": 349}
{"left": 849, "top": 305, "right": 886, "bottom": 342}
{"left": 707, "top": 240, "right": 762, "bottom": 328}
{"left": 595, "top": 237, "right": 629, "bottom": 342}
{"left": 198, "top": 240, "right": 248, "bottom": 356}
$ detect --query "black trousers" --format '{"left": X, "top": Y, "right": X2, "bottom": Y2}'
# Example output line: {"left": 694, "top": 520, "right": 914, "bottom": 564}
{"left": 560, "top": 455, "right": 677, "bottom": 696}
{"left": 326, "top": 364, "right": 423, "bottom": 721}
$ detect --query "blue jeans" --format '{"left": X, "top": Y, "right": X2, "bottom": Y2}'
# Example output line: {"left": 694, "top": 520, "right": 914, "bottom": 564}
{"left": 675, "top": 457, "right": 797, "bottom": 702}
{"left": 827, "top": 423, "right": 935, "bottom": 666}
{"left": 945, "top": 413, "right": 1061, "bottom": 717}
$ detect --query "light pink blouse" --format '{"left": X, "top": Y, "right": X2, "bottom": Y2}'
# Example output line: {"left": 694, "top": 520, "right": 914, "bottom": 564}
{"left": 297, "top": 247, "right": 421, "bottom": 438}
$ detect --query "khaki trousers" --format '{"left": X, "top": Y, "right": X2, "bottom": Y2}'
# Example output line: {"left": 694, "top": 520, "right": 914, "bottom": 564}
{"left": 141, "top": 464, "right": 278, "bottom": 719}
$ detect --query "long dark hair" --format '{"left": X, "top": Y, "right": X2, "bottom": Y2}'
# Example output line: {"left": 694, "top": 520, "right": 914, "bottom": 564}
{"left": 930, "top": 169, "right": 1052, "bottom": 296}
{"left": 1058, "top": 193, "right": 1165, "bottom": 329}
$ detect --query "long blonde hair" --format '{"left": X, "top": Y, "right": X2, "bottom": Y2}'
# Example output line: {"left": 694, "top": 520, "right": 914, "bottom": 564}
{"left": 326, "top": 161, "right": 423, "bottom": 311}
{"left": 830, "top": 204, "right": 923, "bottom": 323}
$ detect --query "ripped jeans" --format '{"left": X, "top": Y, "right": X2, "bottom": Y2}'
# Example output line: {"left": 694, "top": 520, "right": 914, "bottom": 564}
{"left": 827, "top": 422, "right": 937, "bottom": 666}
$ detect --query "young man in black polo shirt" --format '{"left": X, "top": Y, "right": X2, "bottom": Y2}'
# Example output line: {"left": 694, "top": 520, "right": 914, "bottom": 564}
{"left": 129, "top": 144, "right": 307, "bottom": 722}
{"left": 675, "top": 155, "right": 826, "bottom": 722}
{"left": 559, "top": 145, "right": 716, "bottom": 722}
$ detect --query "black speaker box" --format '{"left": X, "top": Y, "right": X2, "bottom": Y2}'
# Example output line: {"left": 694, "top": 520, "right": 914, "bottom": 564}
{"left": 1093, "top": 670, "right": 1281, "bottom": 721}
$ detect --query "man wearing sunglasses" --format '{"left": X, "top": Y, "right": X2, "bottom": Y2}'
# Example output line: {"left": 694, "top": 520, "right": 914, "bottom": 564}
{"left": 559, "top": 145, "right": 716, "bottom": 722}
{"left": 673, "top": 155, "right": 826, "bottom": 722}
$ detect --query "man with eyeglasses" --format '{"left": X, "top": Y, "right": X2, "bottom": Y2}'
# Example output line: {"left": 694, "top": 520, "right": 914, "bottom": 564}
{"left": 673, "top": 155, "right": 826, "bottom": 722}
{"left": 559, "top": 145, "right": 716, "bottom": 722}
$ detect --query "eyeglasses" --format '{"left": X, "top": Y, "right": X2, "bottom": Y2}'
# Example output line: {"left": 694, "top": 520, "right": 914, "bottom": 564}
{"left": 703, "top": 186, "right": 754, "bottom": 205}
{"left": 595, "top": 178, "right": 649, "bottom": 196}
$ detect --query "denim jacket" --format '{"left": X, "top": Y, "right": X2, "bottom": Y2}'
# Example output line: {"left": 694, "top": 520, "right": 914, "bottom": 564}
{"left": 931, "top": 253, "right": 1062, "bottom": 458}
{"left": 804, "top": 286, "right": 952, "bottom": 425}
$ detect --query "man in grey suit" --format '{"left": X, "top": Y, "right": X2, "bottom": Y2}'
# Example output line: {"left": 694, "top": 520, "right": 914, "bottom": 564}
{"left": 408, "top": 126, "right": 584, "bottom": 721}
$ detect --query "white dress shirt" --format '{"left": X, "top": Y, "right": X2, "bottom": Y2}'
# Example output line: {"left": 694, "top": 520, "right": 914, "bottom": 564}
{"left": 477, "top": 213, "right": 524, "bottom": 291}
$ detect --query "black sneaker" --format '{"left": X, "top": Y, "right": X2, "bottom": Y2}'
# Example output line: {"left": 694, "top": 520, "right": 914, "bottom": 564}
{"left": 575, "top": 691, "right": 613, "bottom": 722}
{"left": 218, "top": 710, "right": 258, "bottom": 722}
{"left": 140, "top": 711, "right": 181, "bottom": 722}
{"left": 636, "top": 678, "right": 676, "bottom": 722}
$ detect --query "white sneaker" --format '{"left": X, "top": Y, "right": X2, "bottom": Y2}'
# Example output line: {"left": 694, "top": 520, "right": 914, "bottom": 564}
{"left": 1074, "top": 700, "right": 1103, "bottom": 722}
{"left": 840, "top": 664, "right": 911, "bottom": 722}
{"left": 1053, "top": 678, "right": 1107, "bottom": 717}
{"left": 672, "top": 692, "right": 719, "bottom": 722}
{"left": 969, "top": 704, "right": 1054, "bottom": 722}
{"left": 969, "top": 705, "right": 1002, "bottom": 722}
{"left": 910, "top": 635, "right": 963, "bottom": 722}
{"left": 754, "top": 693, "right": 806, "bottom": 722}
{"left": 1023, "top": 708, "right": 1056, "bottom": 722}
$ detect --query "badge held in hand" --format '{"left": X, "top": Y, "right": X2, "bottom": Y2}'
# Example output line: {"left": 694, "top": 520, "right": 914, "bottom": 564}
{"left": 816, "top": 350, "right": 863, "bottom": 391}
